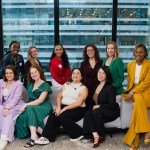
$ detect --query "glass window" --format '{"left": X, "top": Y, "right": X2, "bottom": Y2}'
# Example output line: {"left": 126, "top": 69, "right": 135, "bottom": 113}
{"left": 117, "top": 0, "right": 150, "bottom": 60}
{"left": 2, "top": 0, "right": 54, "bottom": 80}
{"left": 117, "top": 0, "right": 150, "bottom": 85}
{"left": 59, "top": 0, "right": 113, "bottom": 68}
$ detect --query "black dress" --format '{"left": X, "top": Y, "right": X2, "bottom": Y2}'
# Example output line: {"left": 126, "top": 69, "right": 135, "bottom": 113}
{"left": 80, "top": 60, "right": 103, "bottom": 110}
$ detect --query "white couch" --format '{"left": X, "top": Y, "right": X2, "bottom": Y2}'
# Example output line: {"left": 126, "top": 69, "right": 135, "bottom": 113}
{"left": 46, "top": 97, "right": 150, "bottom": 133}
{"left": 23, "top": 82, "right": 150, "bottom": 135}
{"left": 75, "top": 99, "right": 150, "bottom": 129}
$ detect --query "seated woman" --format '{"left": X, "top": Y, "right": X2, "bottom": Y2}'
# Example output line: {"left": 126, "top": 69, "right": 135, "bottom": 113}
{"left": 122, "top": 44, "right": 150, "bottom": 150}
{"left": 35, "top": 68, "right": 88, "bottom": 145}
{"left": 83, "top": 66, "right": 120, "bottom": 148}
{"left": 49, "top": 44, "right": 71, "bottom": 105}
{"left": 0, "top": 65, "right": 25, "bottom": 150}
{"left": 15, "top": 65, "right": 53, "bottom": 148}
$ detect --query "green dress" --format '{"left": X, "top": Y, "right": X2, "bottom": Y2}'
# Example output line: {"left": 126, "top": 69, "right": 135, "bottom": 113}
{"left": 15, "top": 81, "right": 53, "bottom": 138}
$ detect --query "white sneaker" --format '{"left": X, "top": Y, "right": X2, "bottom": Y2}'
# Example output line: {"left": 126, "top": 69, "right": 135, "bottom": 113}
{"left": 0, "top": 140, "right": 8, "bottom": 150}
{"left": 35, "top": 137, "right": 50, "bottom": 145}
{"left": 70, "top": 135, "right": 84, "bottom": 142}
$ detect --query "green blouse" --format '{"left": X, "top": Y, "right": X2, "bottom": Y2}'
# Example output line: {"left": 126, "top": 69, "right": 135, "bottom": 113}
{"left": 27, "top": 81, "right": 52, "bottom": 101}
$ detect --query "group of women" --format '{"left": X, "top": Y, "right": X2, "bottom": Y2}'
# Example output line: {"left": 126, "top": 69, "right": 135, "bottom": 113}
{"left": 0, "top": 41, "right": 149, "bottom": 150}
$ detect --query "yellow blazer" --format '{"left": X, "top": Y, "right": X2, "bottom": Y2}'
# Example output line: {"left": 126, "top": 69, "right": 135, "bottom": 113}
{"left": 122, "top": 59, "right": 150, "bottom": 100}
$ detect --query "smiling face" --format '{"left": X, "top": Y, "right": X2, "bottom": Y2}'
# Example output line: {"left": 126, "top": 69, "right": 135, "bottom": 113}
{"left": 97, "top": 68, "right": 106, "bottom": 82}
{"left": 5, "top": 69, "right": 14, "bottom": 82}
{"left": 134, "top": 46, "right": 146, "bottom": 64}
{"left": 30, "top": 47, "right": 38, "bottom": 58}
{"left": 107, "top": 44, "right": 115, "bottom": 58}
{"left": 10, "top": 42, "right": 20, "bottom": 56}
{"left": 86, "top": 46, "right": 95, "bottom": 58}
{"left": 71, "top": 69, "right": 82, "bottom": 83}
{"left": 54, "top": 45, "right": 64, "bottom": 58}
{"left": 30, "top": 68, "right": 40, "bottom": 81}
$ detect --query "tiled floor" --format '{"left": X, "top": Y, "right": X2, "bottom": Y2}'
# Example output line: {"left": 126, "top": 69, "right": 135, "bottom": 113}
{"left": 5, "top": 133, "right": 150, "bottom": 150}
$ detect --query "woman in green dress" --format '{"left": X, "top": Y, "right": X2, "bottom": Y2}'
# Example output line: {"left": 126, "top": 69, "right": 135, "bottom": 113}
{"left": 15, "top": 65, "right": 53, "bottom": 148}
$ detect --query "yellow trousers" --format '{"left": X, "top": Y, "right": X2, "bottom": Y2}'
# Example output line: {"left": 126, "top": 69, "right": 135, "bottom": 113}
{"left": 122, "top": 91, "right": 150, "bottom": 147}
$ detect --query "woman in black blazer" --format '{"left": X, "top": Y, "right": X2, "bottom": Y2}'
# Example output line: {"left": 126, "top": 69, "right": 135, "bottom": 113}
{"left": 83, "top": 66, "right": 120, "bottom": 148}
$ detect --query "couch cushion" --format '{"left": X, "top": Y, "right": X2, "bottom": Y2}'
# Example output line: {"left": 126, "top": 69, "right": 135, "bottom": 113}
{"left": 75, "top": 117, "right": 121, "bottom": 129}
{"left": 104, "top": 117, "right": 121, "bottom": 128}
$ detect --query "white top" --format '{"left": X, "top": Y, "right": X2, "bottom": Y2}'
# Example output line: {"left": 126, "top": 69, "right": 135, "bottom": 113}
{"left": 61, "top": 82, "right": 86, "bottom": 107}
{"left": 3, "top": 88, "right": 9, "bottom": 101}
{"left": 134, "top": 64, "right": 142, "bottom": 84}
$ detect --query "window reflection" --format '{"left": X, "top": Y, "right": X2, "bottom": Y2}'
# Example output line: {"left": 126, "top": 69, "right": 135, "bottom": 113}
{"left": 2, "top": 0, "right": 54, "bottom": 79}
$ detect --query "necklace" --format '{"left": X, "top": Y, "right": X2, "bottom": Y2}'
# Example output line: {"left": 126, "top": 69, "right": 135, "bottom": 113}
{"left": 71, "top": 82, "right": 82, "bottom": 90}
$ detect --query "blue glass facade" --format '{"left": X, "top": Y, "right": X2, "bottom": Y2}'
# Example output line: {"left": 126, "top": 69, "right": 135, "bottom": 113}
{"left": 1, "top": 0, "right": 150, "bottom": 83}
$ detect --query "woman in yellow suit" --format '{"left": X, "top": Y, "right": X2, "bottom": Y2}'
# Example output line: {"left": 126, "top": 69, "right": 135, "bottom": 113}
{"left": 122, "top": 44, "right": 150, "bottom": 150}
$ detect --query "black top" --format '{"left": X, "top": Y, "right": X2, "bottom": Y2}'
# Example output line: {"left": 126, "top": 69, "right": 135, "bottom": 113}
{"left": 97, "top": 82, "right": 119, "bottom": 110}
{"left": 80, "top": 60, "right": 103, "bottom": 109}
{"left": 80, "top": 60, "right": 102, "bottom": 96}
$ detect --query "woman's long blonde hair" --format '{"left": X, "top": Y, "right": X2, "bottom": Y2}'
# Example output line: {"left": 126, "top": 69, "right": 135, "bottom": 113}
{"left": 106, "top": 41, "right": 119, "bottom": 60}
{"left": 27, "top": 45, "right": 39, "bottom": 66}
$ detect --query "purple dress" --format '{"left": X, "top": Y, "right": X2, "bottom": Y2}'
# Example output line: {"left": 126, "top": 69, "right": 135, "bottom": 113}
{"left": 0, "top": 79, "right": 25, "bottom": 142}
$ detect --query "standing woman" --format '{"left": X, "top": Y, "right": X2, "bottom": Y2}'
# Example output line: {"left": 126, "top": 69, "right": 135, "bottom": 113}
{"left": 0, "top": 65, "right": 25, "bottom": 150}
{"left": 49, "top": 44, "right": 71, "bottom": 105}
{"left": 103, "top": 41, "right": 124, "bottom": 102}
{"left": 83, "top": 66, "right": 120, "bottom": 148}
{"left": 15, "top": 65, "right": 53, "bottom": 148}
{"left": 80, "top": 44, "right": 103, "bottom": 110}
{"left": 0, "top": 41, "right": 24, "bottom": 81}
{"left": 24, "top": 46, "right": 42, "bottom": 87}
{"left": 122, "top": 44, "right": 150, "bottom": 150}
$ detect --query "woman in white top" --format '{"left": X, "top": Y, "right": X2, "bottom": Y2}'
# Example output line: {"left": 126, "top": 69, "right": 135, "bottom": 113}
{"left": 35, "top": 68, "right": 88, "bottom": 144}
{"left": 122, "top": 44, "right": 150, "bottom": 150}
{"left": 0, "top": 65, "right": 25, "bottom": 150}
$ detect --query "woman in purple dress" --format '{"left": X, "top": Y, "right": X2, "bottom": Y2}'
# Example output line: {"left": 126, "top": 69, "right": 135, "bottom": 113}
{"left": 0, "top": 65, "right": 25, "bottom": 150}
{"left": 80, "top": 44, "right": 103, "bottom": 110}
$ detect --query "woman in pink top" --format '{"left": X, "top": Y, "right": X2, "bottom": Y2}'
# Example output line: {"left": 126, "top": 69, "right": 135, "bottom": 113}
{"left": 49, "top": 44, "right": 71, "bottom": 105}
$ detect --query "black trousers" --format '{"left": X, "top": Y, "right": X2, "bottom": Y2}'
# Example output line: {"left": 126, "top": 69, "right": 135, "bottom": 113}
{"left": 83, "top": 107, "right": 119, "bottom": 138}
{"left": 42, "top": 105, "right": 86, "bottom": 141}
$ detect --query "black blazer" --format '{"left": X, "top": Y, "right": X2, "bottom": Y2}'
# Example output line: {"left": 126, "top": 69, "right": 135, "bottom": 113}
{"left": 97, "top": 82, "right": 119, "bottom": 110}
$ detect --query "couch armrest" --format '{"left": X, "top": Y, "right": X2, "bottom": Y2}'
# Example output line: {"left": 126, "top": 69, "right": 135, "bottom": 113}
{"left": 120, "top": 99, "right": 133, "bottom": 129}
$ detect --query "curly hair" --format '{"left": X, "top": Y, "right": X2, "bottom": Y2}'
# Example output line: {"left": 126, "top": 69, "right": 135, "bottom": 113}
{"left": 3, "top": 65, "right": 19, "bottom": 81}
{"left": 27, "top": 45, "right": 39, "bottom": 66}
{"left": 50, "top": 43, "right": 70, "bottom": 68}
{"left": 27, "top": 65, "right": 46, "bottom": 83}
{"left": 133, "top": 44, "right": 148, "bottom": 58}
{"left": 105, "top": 41, "right": 119, "bottom": 60}
{"left": 83, "top": 44, "right": 101, "bottom": 63}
